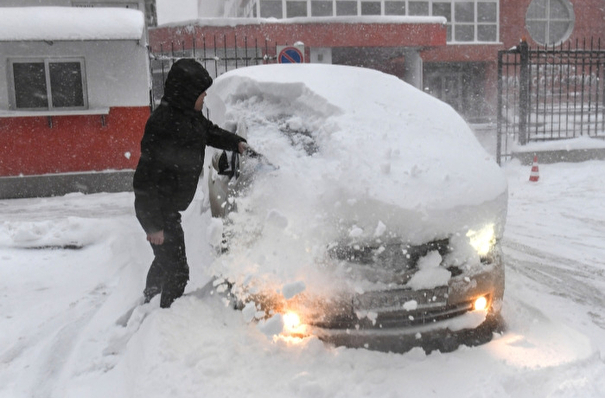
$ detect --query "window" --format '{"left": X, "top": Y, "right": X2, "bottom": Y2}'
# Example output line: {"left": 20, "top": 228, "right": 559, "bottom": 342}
{"left": 451, "top": 1, "right": 498, "bottom": 42}
{"left": 251, "top": 0, "right": 499, "bottom": 43}
{"left": 287, "top": 1, "right": 307, "bottom": 17}
{"left": 311, "top": 0, "right": 333, "bottom": 16}
{"left": 433, "top": 2, "right": 452, "bottom": 41}
{"left": 409, "top": 1, "right": 429, "bottom": 15}
{"left": 385, "top": 1, "right": 405, "bottom": 15}
{"left": 336, "top": 1, "right": 358, "bottom": 16}
{"left": 260, "top": 0, "right": 283, "bottom": 18}
{"left": 10, "top": 59, "right": 87, "bottom": 110}
{"left": 454, "top": 2, "right": 474, "bottom": 41}
{"left": 526, "top": 0, "right": 574, "bottom": 45}
{"left": 361, "top": 1, "right": 381, "bottom": 15}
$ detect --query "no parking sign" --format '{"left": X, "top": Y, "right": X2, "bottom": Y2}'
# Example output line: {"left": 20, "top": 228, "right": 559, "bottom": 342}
{"left": 277, "top": 45, "right": 305, "bottom": 64}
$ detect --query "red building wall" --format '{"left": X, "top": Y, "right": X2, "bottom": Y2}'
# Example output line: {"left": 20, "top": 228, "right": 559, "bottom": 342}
{"left": 149, "top": 21, "right": 447, "bottom": 53}
{"left": 419, "top": 0, "right": 605, "bottom": 119}
{"left": 149, "top": 1, "right": 605, "bottom": 121}
{"left": 0, "top": 106, "right": 148, "bottom": 176}
{"left": 499, "top": 0, "right": 603, "bottom": 48}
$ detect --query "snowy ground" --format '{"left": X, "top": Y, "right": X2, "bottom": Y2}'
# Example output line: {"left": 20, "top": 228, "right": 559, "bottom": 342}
{"left": 1, "top": 157, "right": 604, "bottom": 398}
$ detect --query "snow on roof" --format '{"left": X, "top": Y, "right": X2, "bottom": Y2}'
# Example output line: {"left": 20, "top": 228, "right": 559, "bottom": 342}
{"left": 159, "top": 15, "right": 447, "bottom": 28}
{"left": 0, "top": 7, "right": 145, "bottom": 41}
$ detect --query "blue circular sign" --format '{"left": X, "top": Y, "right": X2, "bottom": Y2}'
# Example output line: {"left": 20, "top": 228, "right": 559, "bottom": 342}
{"left": 279, "top": 47, "right": 303, "bottom": 64}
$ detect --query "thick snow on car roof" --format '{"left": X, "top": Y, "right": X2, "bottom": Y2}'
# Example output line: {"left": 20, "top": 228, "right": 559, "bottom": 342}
{"left": 214, "top": 64, "right": 505, "bottom": 207}
{"left": 211, "top": 64, "right": 507, "bottom": 250}
{"left": 210, "top": 64, "right": 508, "bottom": 293}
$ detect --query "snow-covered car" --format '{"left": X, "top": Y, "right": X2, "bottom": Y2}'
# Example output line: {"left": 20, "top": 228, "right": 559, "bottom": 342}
{"left": 205, "top": 64, "right": 508, "bottom": 353}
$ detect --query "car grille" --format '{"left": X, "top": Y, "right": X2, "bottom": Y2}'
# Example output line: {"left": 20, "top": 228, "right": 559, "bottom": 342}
{"left": 309, "top": 299, "right": 474, "bottom": 330}
{"left": 327, "top": 238, "right": 464, "bottom": 284}
{"left": 329, "top": 238, "right": 451, "bottom": 272}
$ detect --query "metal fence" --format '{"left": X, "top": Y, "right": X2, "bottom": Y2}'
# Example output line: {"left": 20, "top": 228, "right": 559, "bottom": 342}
{"left": 497, "top": 38, "right": 605, "bottom": 164}
{"left": 149, "top": 35, "right": 278, "bottom": 108}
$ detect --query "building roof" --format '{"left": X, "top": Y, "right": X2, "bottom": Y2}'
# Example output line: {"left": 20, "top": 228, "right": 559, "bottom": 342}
{"left": 0, "top": 7, "right": 145, "bottom": 41}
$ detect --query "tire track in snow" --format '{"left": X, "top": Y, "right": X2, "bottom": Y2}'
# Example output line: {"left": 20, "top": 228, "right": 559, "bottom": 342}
{"left": 503, "top": 238, "right": 605, "bottom": 329}
{"left": 0, "top": 284, "right": 109, "bottom": 398}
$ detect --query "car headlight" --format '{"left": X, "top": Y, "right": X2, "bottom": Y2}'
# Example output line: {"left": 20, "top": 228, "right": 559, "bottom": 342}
{"left": 466, "top": 224, "right": 496, "bottom": 257}
{"left": 283, "top": 312, "right": 301, "bottom": 331}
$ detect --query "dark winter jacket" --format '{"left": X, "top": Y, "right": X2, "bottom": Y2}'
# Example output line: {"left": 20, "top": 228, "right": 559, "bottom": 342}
{"left": 133, "top": 59, "right": 245, "bottom": 234}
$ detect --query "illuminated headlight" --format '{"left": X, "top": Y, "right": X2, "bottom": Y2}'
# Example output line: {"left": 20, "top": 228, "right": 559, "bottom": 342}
{"left": 283, "top": 312, "right": 303, "bottom": 332}
{"left": 473, "top": 296, "right": 488, "bottom": 311}
{"left": 466, "top": 224, "right": 496, "bottom": 257}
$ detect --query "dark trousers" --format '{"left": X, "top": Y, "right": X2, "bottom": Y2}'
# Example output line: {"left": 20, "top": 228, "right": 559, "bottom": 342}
{"left": 144, "top": 214, "right": 189, "bottom": 308}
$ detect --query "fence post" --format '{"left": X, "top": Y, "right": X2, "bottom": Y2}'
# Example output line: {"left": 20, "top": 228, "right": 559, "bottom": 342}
{"left": 496, "top": 51, "right": 503, "bottom": 165}
{"left": 518, "top": 39, "right": 530, "bottom": 145}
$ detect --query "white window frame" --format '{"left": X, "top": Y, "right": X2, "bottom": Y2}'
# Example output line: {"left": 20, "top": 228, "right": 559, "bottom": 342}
{"left": 8, "top": 58, "right": 89, "bottom": 112}
{"left": 249, "top": 0, "right": 499, "bottom": 44}
{"left": 450, "top": 0, "right": 499, "bottom": 43}
{"left": 525, "top": 0, "right": 575, "bottom": 46}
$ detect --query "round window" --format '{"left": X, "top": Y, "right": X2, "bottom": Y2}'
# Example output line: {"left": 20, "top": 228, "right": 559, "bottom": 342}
{"left": 526, "top": 0, "right": 575, "bottom": 45}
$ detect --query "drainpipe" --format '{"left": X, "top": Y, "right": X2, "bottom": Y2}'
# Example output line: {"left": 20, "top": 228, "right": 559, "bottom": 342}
{"left": 518, "top": 39, "right": 530, "bottom": 145}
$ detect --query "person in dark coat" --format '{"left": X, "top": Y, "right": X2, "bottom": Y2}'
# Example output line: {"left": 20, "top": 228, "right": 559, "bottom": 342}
{"left": 133, "top": 59, "right": 247, "bottom": 308}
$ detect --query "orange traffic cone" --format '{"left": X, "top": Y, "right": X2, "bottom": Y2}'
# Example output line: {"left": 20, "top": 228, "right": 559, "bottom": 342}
{"left": 529, "top": 155, "right": 540, "bottom": 182}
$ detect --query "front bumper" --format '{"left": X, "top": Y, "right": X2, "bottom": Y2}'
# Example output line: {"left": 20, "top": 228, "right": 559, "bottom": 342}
{"left": 228, "top": 247, "right": 505, "bottom": 354}
{"left": 290, "top": 254, "right": 506, "bottom": 353}
{"left": 314, "top": 311, "right": 504, "bottom": 354}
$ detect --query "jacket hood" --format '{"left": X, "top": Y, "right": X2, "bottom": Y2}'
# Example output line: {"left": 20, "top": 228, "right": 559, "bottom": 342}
{"left": 162, "top": 59, "right": 213, "bottom": 111}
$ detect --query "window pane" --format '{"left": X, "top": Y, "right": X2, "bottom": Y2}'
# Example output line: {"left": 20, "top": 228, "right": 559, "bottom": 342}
{"left": 409, "top": 1, "right": 429, "bottom": 16}
{"left": 311, "top": 1, "right": 333, "bottom": 16}
{"left": 478, "top": 2, "right": 497, "bottom": 22}
{"left": 527, "top": 0, "right": 547, "bottom": 19}
{"left": 477, "top": 24, "right": 497, "bottom": 41}
{"left": 527, "top": 20, "right": 547, "bottom": 44}
{"left": 455, "top": 25, "right": 474, "bottom": 41}
{"left": 550, "top": 0, "right": 570, "bottom": 19}
{"left": 549, "top": 21, "right": 569, "bottom": 43}
{"left": 286, "top": 1, "right": 307, "bottom": 17}
{"left": 336, "top": 1, "right": 357, "bottom": 16}
{"left": 432, "top": 2, "right": 451, "bottom": 22}
{"left": 49, "top": 62, "right": 84, "bottom": 108}
{"left": 455, "top": 2, "right": 474, "bottom": 22}
{"left": 361, "top": 1, "right": 381, "bottom": 15}
{"left": 385, "top": 1, "right": 405, "bottom": 15}
{"left": 13, "top": 62, "right": 48, "bottom": 109}
{"left": 260, "top": 0, "right": 282, "bottom": 18}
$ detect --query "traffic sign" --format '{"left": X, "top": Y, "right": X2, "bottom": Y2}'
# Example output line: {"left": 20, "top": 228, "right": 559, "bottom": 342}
{"left": 278, "top": 46, "right": 304, "bottom": 64}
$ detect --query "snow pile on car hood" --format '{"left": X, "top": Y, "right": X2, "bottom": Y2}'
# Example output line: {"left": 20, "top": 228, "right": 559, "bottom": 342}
{"left": 209, "top": 64, "right": 507, "bottom": 289}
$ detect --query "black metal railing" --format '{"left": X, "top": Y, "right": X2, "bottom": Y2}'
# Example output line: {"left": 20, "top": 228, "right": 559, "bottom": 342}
{"left": 497, "top": 38, "right": 605, "bottom": 164}
{"left": 149, "top": 35, "right": 278, "bottom": 109}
